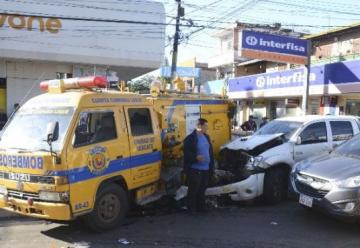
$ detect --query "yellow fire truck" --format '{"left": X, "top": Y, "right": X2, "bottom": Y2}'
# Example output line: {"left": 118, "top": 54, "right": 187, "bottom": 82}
{"left": 0, "top": 76, "right": 232, "bottom": 231}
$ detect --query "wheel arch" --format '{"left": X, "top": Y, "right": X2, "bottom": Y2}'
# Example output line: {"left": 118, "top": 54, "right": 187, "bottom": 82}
{"left": 97, "top": 175, "right": 129, "bottom": 195}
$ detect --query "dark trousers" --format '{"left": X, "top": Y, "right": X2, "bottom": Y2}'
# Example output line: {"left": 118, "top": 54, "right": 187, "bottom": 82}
{"left": 187, "top": 168, "right": 209, "bottom": 212}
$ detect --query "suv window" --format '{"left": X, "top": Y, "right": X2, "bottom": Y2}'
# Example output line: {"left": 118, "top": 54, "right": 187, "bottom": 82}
{"left": 330, "top": 121, "right": 353, "bottom": 141}
{"left": 128, "top": 108, "right": 153, "bottom": 136}
{"left": 74, "top": 111, "right": 117, "bottom": 147}
{"left": 300, "top": 122, "right": 327, "bottom": 145}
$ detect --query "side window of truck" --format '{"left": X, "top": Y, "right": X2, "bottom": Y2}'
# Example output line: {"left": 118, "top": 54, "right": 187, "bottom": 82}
{"left": 74, "top": 111, "right": 117, "bottom": 147}
{"left": 330, "top": 121, "right": 353, "bottom": 141}
{"left": 128, "top": 108, "right": 153, "bottom": 136}
{"left": 299, "top": 122, "right": 327, "bottom": 145}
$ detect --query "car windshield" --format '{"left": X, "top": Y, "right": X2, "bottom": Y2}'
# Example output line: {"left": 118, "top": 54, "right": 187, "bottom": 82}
{"left": 254, "top": 120, "right": 302, "bottom": 140}
{"left": 335, "top": 134, "right": 360, "bottom": 158}
{"left": 0, "top": 107, "right": 74, "bottom": 152}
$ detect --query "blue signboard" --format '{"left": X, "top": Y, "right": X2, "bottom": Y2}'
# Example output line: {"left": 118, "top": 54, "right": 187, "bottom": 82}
{"left": 241, "top": 30, "right": 309, "bottom": 57}
{"left": 204, "top": 80, "right": 225, "bottom": 95}
{"left": 160, "top": 67, "right": 201, "bottom": 78}
{"left": 228, "top": 59, "right": 360, "bottom": 93}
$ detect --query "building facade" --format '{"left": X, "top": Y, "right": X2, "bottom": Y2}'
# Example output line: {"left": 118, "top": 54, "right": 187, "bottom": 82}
{"left": 208, "top": 22, "right": 303, "bottom": 79}
{"left": 211, "top": 23, "right": 360, "bottom": 128}
{"left": 0, "top": 0, "right": 165, "bottom": 118}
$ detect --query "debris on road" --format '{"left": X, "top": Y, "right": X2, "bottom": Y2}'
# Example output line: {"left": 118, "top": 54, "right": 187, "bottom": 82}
{"left": 118, "top": 238, "right": 133, "bottom": 245}
{"left": 175, "top": 185, "right": 188, "bottom": 200}
{"left": 71, "top": 241, "right": 91, "bottom": 248}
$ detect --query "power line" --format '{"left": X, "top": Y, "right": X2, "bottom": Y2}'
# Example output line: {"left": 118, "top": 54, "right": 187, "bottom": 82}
{"left": 181, "top": 18, "right": 358, "bottom": 28}
{"left": 0, "top": 11, "right": 228, "bottom": 30}
{"left": 263, "top": 0, "right": 360, "bottom": 16}
{"left": 184, "top": 0, "right": 229, "bottom": 15}
{"left": 3, "top": 0, "right": 169, "bottom": 16}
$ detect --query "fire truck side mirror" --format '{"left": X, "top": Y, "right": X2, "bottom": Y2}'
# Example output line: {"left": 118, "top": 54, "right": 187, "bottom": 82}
{"left": 46, "top": 121, "right": 59, "bottom": 143}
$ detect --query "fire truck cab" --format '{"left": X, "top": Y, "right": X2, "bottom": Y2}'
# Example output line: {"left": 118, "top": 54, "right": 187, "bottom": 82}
{"left": 0, "top": 76, "right": 232, "bottom": 231}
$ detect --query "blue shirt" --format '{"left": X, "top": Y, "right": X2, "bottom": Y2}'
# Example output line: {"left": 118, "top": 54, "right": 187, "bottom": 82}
{"left": 191, "top": 133, "right": 210, "bottom": 171}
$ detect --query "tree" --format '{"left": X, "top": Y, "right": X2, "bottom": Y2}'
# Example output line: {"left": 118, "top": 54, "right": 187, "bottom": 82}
{"left": 127, "top": 76, "right": 155, "bottom": 94}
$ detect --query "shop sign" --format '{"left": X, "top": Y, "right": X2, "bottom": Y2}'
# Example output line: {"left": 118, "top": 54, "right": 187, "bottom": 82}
{"left": 229, "top": 68, "right": 317, "bottom": 92}
{"left": 239, "top": 30, "right": 309, "bottom": 64}
{"left": 0, "top": 14, "right": 62, "bottom": 34}
{"left": 160, "top": 67, "right": 201, "bottom": 78}
{"left": 228, "top": 59, "right": 360, "bottom": 93}
{"left": 285, "top": 98, "right": 299, "bottom": 105}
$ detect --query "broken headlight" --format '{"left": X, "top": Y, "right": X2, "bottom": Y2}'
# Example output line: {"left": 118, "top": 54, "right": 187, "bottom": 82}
{"left": 246, "top": 156, "right": 263, "bottom": 171}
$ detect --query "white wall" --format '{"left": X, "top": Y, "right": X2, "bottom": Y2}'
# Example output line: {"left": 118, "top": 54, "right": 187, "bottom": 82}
{"left": 0, "top": 60, "right": 5, "bottom": 78}
{"left": 0, "top": 0, "right": 165, "bottom": 69}
{"left": 6, "top": 61, "right": 72, "bottom": 114}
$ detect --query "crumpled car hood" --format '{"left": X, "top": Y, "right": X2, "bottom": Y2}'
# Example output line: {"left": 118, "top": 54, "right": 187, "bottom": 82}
{"left": 222, "top": 133, "right": 284, "bottom": 151}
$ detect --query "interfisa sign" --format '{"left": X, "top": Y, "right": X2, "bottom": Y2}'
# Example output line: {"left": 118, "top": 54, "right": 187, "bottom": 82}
{"left": 239, "top": 30, "right": 309, "bottom": 65}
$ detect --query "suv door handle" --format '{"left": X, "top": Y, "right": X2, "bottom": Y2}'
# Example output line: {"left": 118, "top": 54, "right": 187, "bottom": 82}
{"left": 295, "top": 152, "right": 303, "bottom": 155}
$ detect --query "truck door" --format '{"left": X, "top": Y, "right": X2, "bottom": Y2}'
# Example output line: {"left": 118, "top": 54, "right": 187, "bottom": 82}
{"left": 124, "top": 106, "right": 161, "bottom": 188}
{"left": 67, "top": 108, "right": 130, "bottom": 214}
{"left": 293, "top": 121, "right": 331, "bottom": 162}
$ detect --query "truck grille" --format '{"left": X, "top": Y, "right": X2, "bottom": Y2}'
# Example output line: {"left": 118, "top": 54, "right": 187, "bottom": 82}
{"left": 294, "top": 173, "right": 330, "bottom": 199}
{"left": 7, "top": 190, "right": 40, "bottom": 201}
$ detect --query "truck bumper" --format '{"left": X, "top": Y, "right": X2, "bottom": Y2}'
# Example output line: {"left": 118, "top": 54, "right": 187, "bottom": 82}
{"left": 0, "top": 195, "right": 72, "bottom": 221}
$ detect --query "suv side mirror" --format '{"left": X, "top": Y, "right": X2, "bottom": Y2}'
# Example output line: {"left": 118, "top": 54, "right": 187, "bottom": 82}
{"left": 46, "top": 121, "right": 59, "bottom": 143}
{"left": 296, "top": 136, "right": 302, "bottom": 145}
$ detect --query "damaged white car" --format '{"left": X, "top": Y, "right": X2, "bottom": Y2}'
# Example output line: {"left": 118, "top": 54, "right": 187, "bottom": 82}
{"left": 177, "top": 115, "right": 360, "bottom": 204}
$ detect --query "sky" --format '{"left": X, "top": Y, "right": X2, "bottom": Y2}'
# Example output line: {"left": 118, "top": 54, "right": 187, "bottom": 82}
{"left": 160, "top": 0, "right": 360, "bottom": 63}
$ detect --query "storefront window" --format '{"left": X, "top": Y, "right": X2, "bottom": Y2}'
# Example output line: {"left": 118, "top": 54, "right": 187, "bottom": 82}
{"left": 346, "top": 100, "right": 360, "bottom": 116}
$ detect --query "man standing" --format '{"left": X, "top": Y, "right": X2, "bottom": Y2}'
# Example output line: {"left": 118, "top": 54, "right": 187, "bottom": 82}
{"left": 183, "top": 118, "right": 214, "bottom": 213}
{"left": 241, "top": 115, "right": 257, "bottom": 131}
{"left": 260, "top": 117, "right": 269, "bottom": 128}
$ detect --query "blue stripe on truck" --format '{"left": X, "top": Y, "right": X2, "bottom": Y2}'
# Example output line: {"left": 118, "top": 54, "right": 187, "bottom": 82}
{"left": 49, "top": 151, "right": 161, "bottom": 184}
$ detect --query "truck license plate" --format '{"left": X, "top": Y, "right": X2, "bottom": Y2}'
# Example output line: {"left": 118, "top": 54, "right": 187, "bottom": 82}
{"left": 299, "top": 194, "right": 313, "bottom": 207}
{"left": 9, "top": 172, "right": 31, "bottom": 182}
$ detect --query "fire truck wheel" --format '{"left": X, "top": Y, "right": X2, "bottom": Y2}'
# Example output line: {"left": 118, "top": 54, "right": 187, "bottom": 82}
{"left": 85, "top": 183, "right": 129, "bottom": 232}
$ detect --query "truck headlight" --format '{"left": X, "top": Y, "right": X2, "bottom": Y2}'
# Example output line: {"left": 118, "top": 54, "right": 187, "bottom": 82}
{"left": 0, "top": 185, "right": 7, "bottom": 195}
{"left": 336, "top": 176, "right": 360, "bottom": 188}
{"left": 246, "top": 156, "right": 263, "bottom": 171}
{"left": 39, "top": 191, "right": 69, "bottom": 202}
{"left": 54, "top": 176, "right": 68, "bottom": 185}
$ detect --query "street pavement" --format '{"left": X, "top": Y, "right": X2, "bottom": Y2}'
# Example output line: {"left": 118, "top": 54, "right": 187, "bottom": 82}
{"left": 1, "top": 200, "right": 360, "bottom": 248}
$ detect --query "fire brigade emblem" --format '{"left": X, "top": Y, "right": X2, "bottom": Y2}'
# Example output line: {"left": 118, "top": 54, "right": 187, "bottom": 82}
{"left": 88, "top": 146, "right": 109, "bottom": 175}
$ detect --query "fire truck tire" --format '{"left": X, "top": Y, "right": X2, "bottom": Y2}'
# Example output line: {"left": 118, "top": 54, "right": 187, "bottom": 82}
{"left": 85, "top": 183, "right": 129, "bottom": 232}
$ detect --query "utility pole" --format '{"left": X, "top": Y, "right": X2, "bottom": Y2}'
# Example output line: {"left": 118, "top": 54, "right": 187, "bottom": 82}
{"left": 170, "top": 0, "right": 184, "bottom": 90}
{"left": 302, "top": 40, "right": 312, "bottom": 115}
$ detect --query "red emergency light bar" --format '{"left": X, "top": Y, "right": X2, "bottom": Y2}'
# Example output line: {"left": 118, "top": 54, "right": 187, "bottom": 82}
{"left": 40, "top": 76, "right": 108, "bottom": 91}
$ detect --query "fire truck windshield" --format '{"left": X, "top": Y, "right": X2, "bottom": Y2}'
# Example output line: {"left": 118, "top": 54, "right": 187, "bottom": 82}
{"left": 0, "top": 107, "right": 75, "bottom": 152}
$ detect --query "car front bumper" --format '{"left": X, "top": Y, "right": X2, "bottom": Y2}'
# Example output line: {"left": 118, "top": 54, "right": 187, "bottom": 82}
{"left": 291, "top": 174, "right": 360, "bottom": 219}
